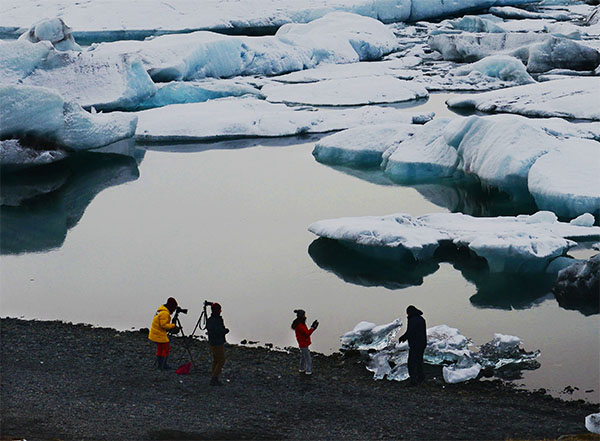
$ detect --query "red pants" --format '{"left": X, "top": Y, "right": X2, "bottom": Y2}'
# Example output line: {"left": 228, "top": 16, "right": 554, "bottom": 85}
{"left": 156, "top": 342, "right": 171, "bottom": 357}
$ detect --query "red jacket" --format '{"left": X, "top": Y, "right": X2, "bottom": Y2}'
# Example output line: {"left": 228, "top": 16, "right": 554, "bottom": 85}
{"left": 295, "top": 322, "right": 314, "bottom": 348}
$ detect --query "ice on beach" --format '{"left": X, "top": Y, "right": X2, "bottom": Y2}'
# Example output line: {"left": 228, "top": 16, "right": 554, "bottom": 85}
{"left": 134, "top": 96, "right": 433, "bottom": 142}
{"left": 262, "top": 77, "right": 428, "bottom": 106}
{"left": 313, "top": 124, "right": 420, "bottom": 167}
{"left": 454, "top": 55, "right": 535, "bottom": 84}
{"left": 586, "top": 413, "right": 600, "bottom": 435}
{"left": 343, "top": 320, "right": 540, "bottom": 383}
{"left": 1, "top": 40, "right": 157, "bottom": 111}
{"left": 0, "top": 139, "right": 68, "bottom": 172}
{"left": 0, "top": 85, "right": 137, "bottom": 150}
{"left": 18, "top": 17, "right": 81, "bottom": 51}
{"left": 429, "top": 34, "right": 600, "bottom": 73}
{"left": 309, "top": 211, "right": 600, "bottom": 273}
{"left": 447, "top": 78, "right": 600, "bottom": 120}
{"left": 91, "top": 13, "right": 398, "bottom": 82}
{"left": 340, "top": 318, "right": 403, "bottom": 351}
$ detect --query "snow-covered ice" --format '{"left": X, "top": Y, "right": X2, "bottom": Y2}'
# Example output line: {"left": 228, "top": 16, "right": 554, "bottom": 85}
{"left": 309, "top": 211, "right": 600, "bottom": 273}
{"left": 18, "top": 17, "right": 81, "bottom": 51}
{"left": 134, "top": 96, "right": 433, "bottom": 142}
{"left": 262, "top": 77, "right": 428, "bottom": 106}
{"left": 454, "top": 55, "right": 535, "bottom": 84}
{"left": 0, "top": 85, "right": 137, "bottom": 150}
{"left": 446, "top": 78, "right": 600, "bottom": 120}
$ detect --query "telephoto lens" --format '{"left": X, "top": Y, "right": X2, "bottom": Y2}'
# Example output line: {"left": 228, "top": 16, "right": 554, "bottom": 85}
{"left": 177, "top": 307, "right": 188, "bottom": 314}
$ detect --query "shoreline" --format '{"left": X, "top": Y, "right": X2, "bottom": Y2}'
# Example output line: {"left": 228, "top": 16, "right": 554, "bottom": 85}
{"left": 1, "top": 317, "right": 598, "bottom": 440}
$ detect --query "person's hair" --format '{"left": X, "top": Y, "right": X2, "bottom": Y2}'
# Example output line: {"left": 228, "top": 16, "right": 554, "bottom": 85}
{"left": 291, "top": 316, "right": 306, "bottom": 329}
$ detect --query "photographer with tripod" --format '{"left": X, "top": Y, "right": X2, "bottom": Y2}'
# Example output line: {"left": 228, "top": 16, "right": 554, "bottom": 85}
{"left": 206, "top": 302, "right": 229, "bottom": 386}
{"left": 148, "top": 297, "right": 180, "bottom": 370}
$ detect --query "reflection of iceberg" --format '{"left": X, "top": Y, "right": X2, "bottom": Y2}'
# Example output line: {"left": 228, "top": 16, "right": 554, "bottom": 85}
{"left": 341, "top": 320, "right": 540, "bottom": 383}
{"left": 308, "top": 238, "right": 439, "bottom": 289}
{"left": 1, "top": 150, "right": 142, "bottom": 255}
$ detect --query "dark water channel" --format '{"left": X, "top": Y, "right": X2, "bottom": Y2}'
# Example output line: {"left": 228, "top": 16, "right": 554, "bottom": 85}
{"left": 1, "top": 95, "right": 598, "bottom": 403}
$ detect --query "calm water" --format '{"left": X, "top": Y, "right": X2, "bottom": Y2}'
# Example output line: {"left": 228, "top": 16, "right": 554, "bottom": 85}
{"left": 1, "top": 95, "right": 598, "bottom": 403}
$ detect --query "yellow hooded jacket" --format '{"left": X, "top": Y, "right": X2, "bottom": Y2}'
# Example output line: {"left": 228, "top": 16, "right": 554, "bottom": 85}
{"left": 148, "top": 305, "right": 176, "bottom": 343}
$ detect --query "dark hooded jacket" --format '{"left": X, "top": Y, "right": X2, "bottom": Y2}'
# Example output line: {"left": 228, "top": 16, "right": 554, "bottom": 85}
{"left": 399, "top": 306, "right": 427, "bottom": 349}
{"left": 206, "top": 314, "right": 229, "bottom": 346}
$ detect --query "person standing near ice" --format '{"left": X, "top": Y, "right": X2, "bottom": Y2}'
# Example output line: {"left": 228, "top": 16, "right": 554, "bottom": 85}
{"left": 291, "top": 309, "right": 319, "bottom": 375}
{"left": 399, "top": 305, "right": 427, "bottom": 385}
{"left": 206, "top": 302, "right": 229, "bottom": 386}
{"left": 148, "top": 297, "right": 179, "bottom": 370}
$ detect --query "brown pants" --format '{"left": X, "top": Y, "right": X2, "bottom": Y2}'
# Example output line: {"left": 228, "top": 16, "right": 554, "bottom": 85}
{"left": 210, "top": 345, "right": 226, "bottom": 377}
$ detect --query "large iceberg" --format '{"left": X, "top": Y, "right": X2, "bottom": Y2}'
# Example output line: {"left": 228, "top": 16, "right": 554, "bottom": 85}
{"left": 134, "top": 96, "right": 432, "bottom": 142}
{"left": 262, "top": 77, "right": 428, "bottom": 106}
{"left": 0, "top": 85, "right": 137, "bottom": 150}
{"left": 309, "top": 211, "right": 600, "bottom": 273}
{"left": 91, "top": 13, "right": 398, "bottom": 82}
{"left": 446, "top": 78, "right": 600, "bottom": 120}
{"left": 341, "top": 320, "right": 540, "bottom": 383}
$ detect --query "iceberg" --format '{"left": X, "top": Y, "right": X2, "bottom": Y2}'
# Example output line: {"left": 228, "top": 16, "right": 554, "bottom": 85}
{"left": 91, "top": 13, "right": 398, "bottom": 82}
{"left": 454, "top": 55, "right": 535, "bottom": 84}
{"left": 263, "top": 77, "right": 428, "bottom": 106}
{"left": 313, "top": 123, "right": 419, "bottom": 167}
{"left": 18, "top": 17, "right": 82, "bottom": 51}
{"left": 446, "top": 78, "right": 600, "bottom": 120}
{"left": 0, "top": 85, "right": 137, "bottom": 150}
{"left": 442, "top": 16, "right": 506, "bottom": 33}
{"left": 309, "top": 211, "right": 600, "bottom": 273}
{"left": 587, "top": 413, "right": 600, "bottom": 435}
{"left": 553, "top": 254, "right": 600, "bottom": 315}
{"left": 342, "top": 320, "right": 540, "bottom": 383}
{"left": 134, "top": 96, "right": 432, "bottom": 142}
{"left": 488, "top": 6, "right": 571, "bottom": 21}
{"left": 0, "top": 40, "right": 52, "bottom": 84}
{"left": 0, "top": 139, "right": 68, "bottom": 172}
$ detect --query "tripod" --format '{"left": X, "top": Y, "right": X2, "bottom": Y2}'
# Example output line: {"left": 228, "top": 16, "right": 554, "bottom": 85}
{"left": 170, "top": 309, "right": 195, "bottom": 366}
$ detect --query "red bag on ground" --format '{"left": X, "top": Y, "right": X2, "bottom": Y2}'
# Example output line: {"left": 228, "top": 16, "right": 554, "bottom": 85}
{"left": 176, "top": 362, "right": 192, "bottom": 375}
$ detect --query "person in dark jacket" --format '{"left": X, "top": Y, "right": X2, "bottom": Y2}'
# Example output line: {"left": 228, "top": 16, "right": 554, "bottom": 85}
{"left": 291, "top": 309, "right": 319, "bottom": 375}
{"left": 206, "top": 302, "right": 229, "bottom": 386}
{"left": 399, "top": 305, "right": 427, "bottom": 385}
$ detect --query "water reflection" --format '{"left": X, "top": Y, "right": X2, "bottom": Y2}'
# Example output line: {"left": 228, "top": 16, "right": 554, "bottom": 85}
{"left": 1, "top": 150, "right": 143, "bottom": 255}
{"left": 308, "top": 238, "right": 564, "bottom": 312}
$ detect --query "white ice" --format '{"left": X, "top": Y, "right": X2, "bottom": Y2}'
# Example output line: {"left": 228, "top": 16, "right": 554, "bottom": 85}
{"left": 446, "top": 78, "right": 600, "bottom": 120}
{"left": 570, "top": 213, "right": 596, "bottom": 227}
{"left": 340, "top": 318, "right": 403, "bottom": 351}
{"left": 90, "top": 13, "right": 398, "bottom": 82}
{"left": 0, "top": 85, "right": 137, "bottom": 150}
{"left": 443, "top": 362, "right": 482, "bottom": 383}
{"left": 313, "top": 123, "right": 420, "bottom": 167}
{"left": 18, "top": 17, "right": 82, "bottom": 51}
{"left": 309, "top": 211, "right": 600, "bottom": 273}
{"left": 262, "top": 77, "right": 428, "bottom": 106}
{"left": 134, "top": 96, "right": 433, "bottom": 142}
{"left": 454, "top": 55, "right": 535, "bottom": 85}
{"left": 586, "top": 413, "right": 600, "bottom": 435}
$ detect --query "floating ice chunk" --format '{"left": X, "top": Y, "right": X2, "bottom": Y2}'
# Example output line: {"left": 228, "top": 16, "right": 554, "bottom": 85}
{"left": 91, "top": 13, "right": 397, "bottom": 82}
{"left": 18, "top": 17, "right": 81, "bottom": 51}
{"left": 313, "top": 124, "right": 419, "bottom": 167}
{"left": 489, "top": 6, "right": 571, "bottom": 20}
{"left": 586, "top": 413, "right": 600, "bottom": 435}
{"left": 447, "top": 78, "right": 600, "bottom": 120}
{"left": 570, "top": 213, "right": 596, "bottom": 227}
{"left": 443, "top": 362, "right": 482, "bottom": 383}
{"left": 134, "top": 80, "right": 263, "bottom": 110}
{"left": 0, "top": 139, "right": 68, "bottom": 172}
{"left": 525, "top": 211, "right": 557, "bottom": 225}
{"left": 408, "top": 0, "right": 535, "bottom": 22}
{"left": 309, "top": 212, "right": 600, "bottom": 273}
{"left": 340, "top": 318, "right": 402, "bottom": 351}
{"left": 553, "top": 254, "right": 600, "bottom": 315}
{"left": 0, "top": 40, "right": 52, "bottom": 83}
{"left": 454, "top": 55, "right": 534, "bottom": 85}
{"left": 513, "top": 37, "right": 600, "bottom": 73}
{"left": 134, "top": 96, "right": 432, "bottom": 142}
{"left": 383, "top": 118, "right": 459, "bottom": 183}
{"left": 0, "top": 85, "right": 137, "bottom": 150}
{"left": 443, "top": 16, "right": 506, "bottom": 33}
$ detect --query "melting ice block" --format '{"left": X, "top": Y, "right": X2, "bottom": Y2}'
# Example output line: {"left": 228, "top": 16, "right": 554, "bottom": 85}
{"left": 309, "top": 211, "right": 600, "bottom": 273}
{"left": 446, "top": 78, "right": 600, "bottom": 121}
{"left": 586, "top": 413, "right": 600, "bottom": 435}
{"left": 134, "top": 96, "right": 432, "bottom": 142}
{"left": 0, "top": 85, "right": 137, "bottom": 150}
{"left": 553, "top": 254, "right": 600, "bottom": 315}
{"left": 340, "top": 318, "right": 402, "bottom": 351}
{"left": 454, "top": 55, "right": 534, "bottom": 85}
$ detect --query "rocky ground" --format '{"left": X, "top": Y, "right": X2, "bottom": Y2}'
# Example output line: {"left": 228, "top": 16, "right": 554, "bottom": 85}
{"left": 1, "top": 318, "right": 598, "bottom": 441}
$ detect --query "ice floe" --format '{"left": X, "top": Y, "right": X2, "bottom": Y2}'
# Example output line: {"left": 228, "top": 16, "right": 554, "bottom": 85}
{"left": 446, "top": 78, "right": 600, "bottom": 120}
{"left": 262, "top": 77, "right": 428, "bottom": 106}
{"left": 341, "top": 320, "right": 540, "bottom": 383}
{"left": 0, "top": 85, "right": 137, "bottom": 150}
{"left": 309, "top": 211, "right": 600, "bottom": 273}
{"left": 134, "top": 96, "right": 433, "bottom": 142}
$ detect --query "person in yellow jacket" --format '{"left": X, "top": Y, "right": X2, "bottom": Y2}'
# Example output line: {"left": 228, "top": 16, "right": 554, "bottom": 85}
{"left": 148, "top": 297, "right": 179, "bottom": 370}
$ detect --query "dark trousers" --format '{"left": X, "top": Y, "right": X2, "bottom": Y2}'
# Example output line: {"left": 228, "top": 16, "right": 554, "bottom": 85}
{"left": 407, "top": 345, "right": 425, "bottom": 384}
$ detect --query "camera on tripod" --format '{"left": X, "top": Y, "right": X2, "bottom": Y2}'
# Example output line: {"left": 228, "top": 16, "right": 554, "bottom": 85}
{"left": 203, "top": 300, "right": 214, "bottom": 307}
{"left": 176, "top": 306, "right": 188, "bottom": 314}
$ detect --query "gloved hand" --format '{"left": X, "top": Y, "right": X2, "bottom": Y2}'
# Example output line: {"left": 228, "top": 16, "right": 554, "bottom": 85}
{"left": 311, "top": 320, "right": 319, "bottom": 330}
{"left": 170, "top": 326, "right": 180, "bottom": 334}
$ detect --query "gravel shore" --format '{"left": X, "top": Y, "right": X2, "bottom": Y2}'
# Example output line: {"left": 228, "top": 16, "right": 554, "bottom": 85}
{"left": 1, "top": 318, "right": 597, "bottom": 441}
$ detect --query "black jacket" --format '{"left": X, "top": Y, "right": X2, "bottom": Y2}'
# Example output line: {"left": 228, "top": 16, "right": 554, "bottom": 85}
{"left": 399, "top": 307, "right": 427, "bottom": 349}
{"left": 206, "top": 314, "right": 229, "bottom": 346}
